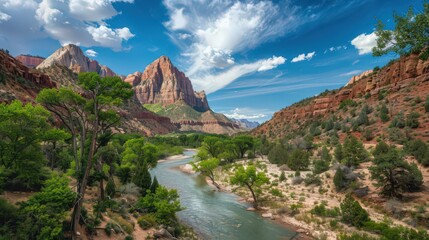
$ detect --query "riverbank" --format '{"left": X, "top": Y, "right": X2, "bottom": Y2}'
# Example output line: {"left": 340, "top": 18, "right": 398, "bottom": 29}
{"left": 178, "top": 162, "right": 314, "bottom": 240}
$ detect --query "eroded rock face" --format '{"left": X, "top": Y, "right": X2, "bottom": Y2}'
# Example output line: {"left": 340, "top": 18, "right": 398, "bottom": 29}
{"left": 36, "top": 44, "right": 116, "bottom": 77}
{"left": 131, "top": 56, "right": 210, "bottom": 112}
{"left": 15, "top": 55, "right": 45, "bottom": 68}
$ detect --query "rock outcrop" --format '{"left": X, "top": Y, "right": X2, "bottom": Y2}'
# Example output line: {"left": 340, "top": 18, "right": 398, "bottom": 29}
{"left": 0, "top": 50, "right": 56, "bottom": 103}
{"left": 130, "top": 56, "right": 209, "bottom": 112}
{"left": 15, "top": 55, "right": 45, "bottom": 68}
{"left": 345, "top": 70, "right": 373, "bottom": 86}
{"left": 253, "top": 53, "right": 429, "bottom": 140}
{"left": 36, "top": 44, "right": 116, "bottom": 77}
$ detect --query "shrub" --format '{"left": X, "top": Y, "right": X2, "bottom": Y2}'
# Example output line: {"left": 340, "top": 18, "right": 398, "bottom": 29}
{"left": 304, "top": 174, "right": 322, "bottom": 186}
{"left": 390, "top": 112, "right": 405, "bottom": 128}
{"left": 405, "top": 112, "right": 420, "bottom": 128}
{"left": 137, "top": 214, "right": 157, "bottom": 230}
{"left": 279, "top": 171, "right": 286, "bottom": 182}
{"left": 340, "top": 194, "right": 370, "bottom": 227}
{"left": 270, "top": 188, "right": 283, "bottom": 197}
{"left": 106, "top": 178, "right": 116, "bottom": 198}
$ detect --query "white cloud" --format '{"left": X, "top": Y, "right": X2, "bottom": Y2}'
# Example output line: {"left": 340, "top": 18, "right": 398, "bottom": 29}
{"left": 351, "top": 32, "right": 377, "bottom": 55}
{"left": 352, "top": 59, "right": 360, "bottom": 65}
{"left": 0, "top": 11, "right": 11, "bottom": 22}
{"left": 178, "top": 33, "right": 191, "bottom": 39}
{"left": 340, "top": 70, "right": 362, "bottom": 77}
{"left": 85, "top": 49, "right": 97, "bottom": 57}
{"left": 148, "top": 46, "right": 159, "bottom": 52}
{"left": 223, "top": 108, "right": 267, "bottom": 120}
{"left": 192, "top": 56, "right": 286, "bottom": 94}
{"left": 163, "top": 0, "right": 302, "bottom": 92}
{"left": 0, "top": 0, "right": 134, "bottom": 52}
{"left": 291, "top": 51, "right": 315, "bottom": 63}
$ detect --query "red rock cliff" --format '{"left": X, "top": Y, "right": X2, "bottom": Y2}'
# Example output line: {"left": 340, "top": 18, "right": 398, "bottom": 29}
{"left": 129, "top": 56, "right": 210, "bottom": 112}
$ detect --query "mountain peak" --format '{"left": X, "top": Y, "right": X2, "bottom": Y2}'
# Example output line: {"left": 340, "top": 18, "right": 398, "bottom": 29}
{"left": 130, "top": 56, "right": 210, "bottom": 112}
{"left": 36, "top": 44, "right": 116, "bottom": 77}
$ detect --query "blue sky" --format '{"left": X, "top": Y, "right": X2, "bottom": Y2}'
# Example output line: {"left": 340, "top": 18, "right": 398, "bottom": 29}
{"left": 0, "top": 0, "right": 425, "bottom": 122}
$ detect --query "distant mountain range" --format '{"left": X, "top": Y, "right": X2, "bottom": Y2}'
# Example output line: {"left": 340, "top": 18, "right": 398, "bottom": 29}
{"left": 230, "top": 118, "right": 260, "bottom": 129}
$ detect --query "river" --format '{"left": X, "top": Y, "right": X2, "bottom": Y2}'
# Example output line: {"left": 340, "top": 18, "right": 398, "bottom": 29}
{"left": 150, "top": 150, "right": 297, "bottom": 240}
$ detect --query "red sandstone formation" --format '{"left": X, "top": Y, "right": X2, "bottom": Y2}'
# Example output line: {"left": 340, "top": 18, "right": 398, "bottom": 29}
{"left": 130, "top": 56, "right": 210, "bottom": 112}
{"left": 15, "top": 55, "right": 45, "bottom": 68}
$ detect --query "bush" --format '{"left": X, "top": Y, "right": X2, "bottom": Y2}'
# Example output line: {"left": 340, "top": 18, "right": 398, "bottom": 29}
{"left": 390, "top": 113, "right": 405, "bottom": 128}
{"left": 310, "top": 203, "right": 340, "bottom": 217}
{"left": 340, "top": 194, "right": 370, "bottom": 227}
{"left": 137, "top": 214, "right": 157, "bottom": 230}
{"left": 405, "top": 112, "right": 420, "bottom": 128}
{"left": 279, "top": 171, "right": 286, "bottom": 182}
{"left": 106, "top": 178, "right": 116, "bottom": 198}
{"left": 304, "top": 174, "right": 322, "bottom": 186}
{"left": 270, "top": 188, "right": 283, "bottom": 197}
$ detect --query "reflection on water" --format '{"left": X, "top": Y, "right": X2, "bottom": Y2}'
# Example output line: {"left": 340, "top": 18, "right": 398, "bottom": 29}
{"left": 150, "top": 150, "right": 297, "bottom": 240}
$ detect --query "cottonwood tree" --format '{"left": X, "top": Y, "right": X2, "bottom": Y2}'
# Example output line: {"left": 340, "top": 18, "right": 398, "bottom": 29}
{"left": 0, "top": 101, "right": 52, "bottom": 190}
{"left": 373, "top": 3, "right": 429, "bottom": 60}
{"left": 192, "top": 157, "right": 220, "bottom": 189}
{"left": 230, "top": 165, "right": 269, "bottom": 208}
{"left": 37, "top": 73, "right": 132, "bottom": 237}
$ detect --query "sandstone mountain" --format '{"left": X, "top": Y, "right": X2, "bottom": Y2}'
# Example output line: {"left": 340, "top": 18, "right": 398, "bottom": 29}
{"left": 125, "top": 56, "right": 209, "bottom": 111}
{"left": 36, "top": 44, "right": 116, "bottom": 77}
{"left": 128, "top": 56, "right": 241, "bottom": 134}
{"left": 253, "top": 53, "right": 429, "bottom": 142}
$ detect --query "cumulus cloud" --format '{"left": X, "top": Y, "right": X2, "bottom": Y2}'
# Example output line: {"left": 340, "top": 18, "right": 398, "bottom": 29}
{"left": 162, "top": 0, "right": 301, "bottom": 93}
{"left": 0, "top": 11, "right": 11, "bottom": 22}
{"left": 291, "top": 51, "right": 316, "bottom": 63}
{"left": 0, "top": 0, "right": 134, "bottom": 52}
{"left": 85, "top": 49, "right": 97, "bottom": 57}
{"left": 351, "top": 32, "right": 378, "bottom": 55}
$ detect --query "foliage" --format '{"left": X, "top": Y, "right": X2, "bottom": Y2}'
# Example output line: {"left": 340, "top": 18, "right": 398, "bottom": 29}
{"left": 390, "top": 112, "right": 405, "bottom": 128}
{"left": 230, "top": 165, "right": 269, "bottom": 208}
{"left": 137, "top": 214, "right": 157, "bottom": 230}
{"left": 105, "top": 178, "right": 116, "bottom": 198}
{"left": 373, "top": 3, "right": 429, "bottom": 60}
{"left": 133, "top": 161, "right": 152, "bottom": 196}
{"left": 135, "top": 186, "right": 183, "bottom": 225}
{"left": 192, "top": 158, "right": 220, "bottom": 188}
{"left": 404, "top": 139, "right": 429, "bottom": 166}
{"left": 17, "top": 175, "right": 76, "bottom": 240}
{"left": 342, "top": 135, "right": 368, "bottom": 167}
{"left": 380, "top": 104, "right": 390, "bottom": 122}
{"left": 0, "top": 101, "right": 52, "bottom": 190}
{"left": 370, "top": 142, "right": 423, "bottom": 198}
{"left": 363, "top": 221, "right": 429, "bottom": 240}
{"left": 288, "top": 148, "right": 310, "bottom": 171}
{"left": 405, "top": 112, "right": 420, "bottom": 128}
{"left": 268, "top": 144, "right": 289, "bottom": 165}
{"left": 340, "top": 194, "right": 370, "bottom": 227}
{"left": 310, "top": 203, "right": 340, "bottom": 217}
{"left": 150, "top": 176, "right": 159, "bottom": 194}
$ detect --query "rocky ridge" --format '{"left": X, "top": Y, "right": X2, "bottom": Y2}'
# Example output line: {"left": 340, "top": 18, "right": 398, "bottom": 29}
{"left": 37, "top": 44, "right": 116, "bottom": 77}
{"left": 253, "top": 53, "right": 429, "bottom": 140}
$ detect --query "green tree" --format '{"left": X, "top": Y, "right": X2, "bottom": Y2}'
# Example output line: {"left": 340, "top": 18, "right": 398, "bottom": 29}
{"left": 105, "top": 178, "right": 116, "bottom": 198}
{"left": 192, "top": 158, "right": 220, "bottom": 189}
{"left": 230, "top": 165, "right": 269, "bottom": 208}
{"left": 340, "top": 194, "right": 370, "bottom": 227}
{"left": 288, "top": 148, "right": 310, "bottom": 171}
{"left": 268, "top": 144, "right": 289, "bottom": 165}
{"left": 37, "top": 73, "right": 133, "bottom": 236}
{"left": 201, "top": 136, "right": 223, "bottom": 158}
{"left": 373, "top": 3, "right": 429, "bottom": 60}
{"left": 136, "top": 186, "right": 183, "bottom": 225}
{"left": 343, "top": 135, "right": 368, "bottom": 167}
{"left": 150, "top": 176, "right": 159, "bottom": 193}
{"left": 334, "top": 167, "right": 349, "bottom": 191}
{"left": 232, "top": 135, "right": 254, "bottom": 159}
{"left": 405, "top": 112, "right": 420, "bottom": 128}
{"left": 0, "top": 101, "right": 52, "bottom": 190}
{"left": 370, "top": 142, "right": 423, "bottom": 198}
{"left": 380, "top": 104, "right": 390, "bottom": 122}
{"left": 17, "top": 175, "right": 76, "bottom": 240}
{"left": 133, "top": 162, "right": 152, "bottom": 196}
{"left": 335, "top": 143, "right": 344, "bottom": 162}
